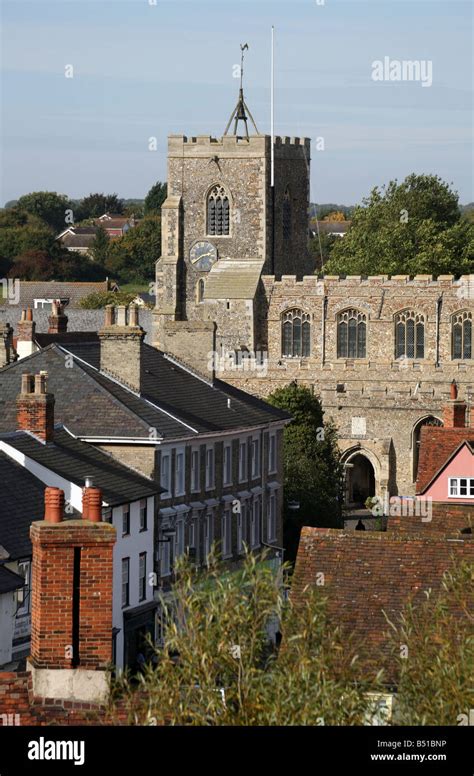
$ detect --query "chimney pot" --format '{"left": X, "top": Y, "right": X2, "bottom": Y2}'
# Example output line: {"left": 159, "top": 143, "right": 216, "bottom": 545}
{"left": 34, "top": 373, "right": 46, "bottom": 394}
{"left": 47, "top": 300, "right": 68, "bottom": 334}
{"left": 26, "top": 307, "right": 33, "bottom": 322}
{"left": 44, "top": 487, "right": 64, "bottom": 523}
{"left": 116, "top": 305, "right": 127, "bottom": 326}
{"left": 87, "top": 487, "right": 103, "bottom": 523}
{"left": 104, "top": 305, "right": 115, "bottom": 327}
{"left": 128, "top": 304, "right": 139, "bottom": 327}
{"left": 21, "top": 372, "right": 34, "bottom": 394}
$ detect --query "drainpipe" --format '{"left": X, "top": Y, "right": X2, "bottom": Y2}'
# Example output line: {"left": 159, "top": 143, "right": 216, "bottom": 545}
{"left": 321, "top": 295, "right": 328, "bottom": 366}
{"left": 435, "top": 294, "right": 443, "bottom": 367}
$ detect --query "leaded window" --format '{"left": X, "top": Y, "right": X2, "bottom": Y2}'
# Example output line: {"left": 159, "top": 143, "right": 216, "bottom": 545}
{"left": 282, "top": 309, "right": 311, "bottom": 357}
{"left": 395, "top": 311, "right": 424, "bottom": 359}
{"left": 283, "top": 188, "right": 291, "bottom": 240}
{"left": 207, "top": 185, "right": 230, "bottom": 236}
{"left": 452, "top": 311, "right": 472, "bottom": 360}
{"left": 337, "top": 309, "right": 367, "bottom": 359}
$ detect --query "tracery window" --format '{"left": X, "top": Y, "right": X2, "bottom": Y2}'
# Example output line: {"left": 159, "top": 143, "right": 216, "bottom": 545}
{"left": 207, "top": 185, "right": 230, "bottom": 236}
{"left": 395, "top": 310, "right": 424, "bottom": 359}
{"left": 337, "top": 309, "right": 367, "bottom": 359}
{"left": 452, "top": 311, "right": 472, "bottom": 360}
{"left": 282, "top": 309, "right": 310, "bottom": 357}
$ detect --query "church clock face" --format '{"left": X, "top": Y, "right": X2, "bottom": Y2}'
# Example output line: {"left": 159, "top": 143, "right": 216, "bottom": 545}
{"left": 190, "top": 241, "right": 217, "bottom": 271}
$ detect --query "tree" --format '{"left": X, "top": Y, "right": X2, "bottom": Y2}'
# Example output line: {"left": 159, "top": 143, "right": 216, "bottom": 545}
{"left": 309, "top": 232, "right": 338, "bottom": 272}
{"left": 16, "top": 191, "right": 71, "bottom": 232}
{"left": 90, "top": 225, "right": 110, "bottom": 266}
{"left": 9, "top": 250, "right": 53, "bottom": 280}
{"left": 108, "top": 552, "right": 381, "bottom": 726}
{"left": 388, "top": 561, "right": 473, "bottom": 725}
{"left": 266, "top": 384, "right": 342, "bottom": 562}
{"left": 79, "top": 290, "right": 137, "bottom": 309}
{"left": 144, "top": 181, "right": 167, "bottom": 215}
{"left": 106, "top": 214, "right": 161, "bottom": 282}
{"left": 324, "top": 174, "right": 473, "bottom": 277}
{"left": 323, "top": 211, "right": 346, "bottom": 222}
{"left": 0, "top": 221, "right": 58, "bottom": 264}
{"left": 77, "top": 193, "right": 124, "bottom": 220}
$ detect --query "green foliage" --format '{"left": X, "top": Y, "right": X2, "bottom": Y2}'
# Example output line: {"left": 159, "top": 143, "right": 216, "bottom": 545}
{"left": 266, "top": 383, "right": 342, "bottom": 561}
{"left": 0, "top": 216, "right": 58, "bottom": 265}
{"left": 388, "top": 561, "right": 474, "bottom": 726}
{"left": 90, "top": 225, "right": 110, "bottom": 266}
{"left": 105, "top": 215, "right": 161, "bottom": 282}
{"left": 16, "top": 191, "right": 71, "bottom": 232}
{"left": 309, "top": 232, "right": 338, "bottom": 272}
{"left": 109, "top": 552, "right": 381, "bottom": 726}
{"left": 77, "top": 192, "right": 124, "bottom": 220}
{"left": 8, "top": 248, "right": 106, "bottom": 282}
{"left": 79, "top": 290, "right": 137, "bottom": 309}
{"left": 144, "top": 181, "right": 167, "bottom": 215}
{"left": 324, "top": 174, "right": 473, "bottom": 277}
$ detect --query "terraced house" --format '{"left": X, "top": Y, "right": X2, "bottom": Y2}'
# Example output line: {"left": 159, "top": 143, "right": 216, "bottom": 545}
{"left": 0, "top": 305, "right": 289, "bottom": 654}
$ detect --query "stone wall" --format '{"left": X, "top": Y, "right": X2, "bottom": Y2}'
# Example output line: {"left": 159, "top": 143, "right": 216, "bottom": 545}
{"left": 217, "top": 274, "right": 474, "bottom": 499}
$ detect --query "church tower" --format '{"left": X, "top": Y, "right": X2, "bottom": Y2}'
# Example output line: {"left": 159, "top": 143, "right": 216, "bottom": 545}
{"left": 153, "top": 59, "right": 313, "bottom": 362}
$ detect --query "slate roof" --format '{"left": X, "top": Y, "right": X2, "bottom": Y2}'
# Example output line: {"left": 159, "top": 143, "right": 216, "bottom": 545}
{"left": 65, "top": 341, "right": 289, "bottom": 434}
{"left": 34, "top": 332, "right": 100, "bottom": 349}
{"left": 0, "top": 337, "right": 289, "bottom": 442}
{"left": 0, "top": 452, "right": 51, "bottom": 559}
{"left": 0, "top": 565, "right": 25, "bottom": 594}
{"left": 61, "top": 233, "right": 97, "bottom": 249}
{"left": 291, "top": 527, "right": 474, "bottom": 682}
{"left": 416, "top": 426, "right": 474, "bottom": 494}
{"left": 1, "top": 427, "right": 159, "bottom": 507}
{"left": 14, "top": 282, "right": 110, "bottom": 309}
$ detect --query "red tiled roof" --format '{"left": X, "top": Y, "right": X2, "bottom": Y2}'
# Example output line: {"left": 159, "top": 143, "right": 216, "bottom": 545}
{"left": 291, "top": 527, "right": 473, "bottom": 681}
{"left": 416, "top": 426, "right": 474, "bottom": 493}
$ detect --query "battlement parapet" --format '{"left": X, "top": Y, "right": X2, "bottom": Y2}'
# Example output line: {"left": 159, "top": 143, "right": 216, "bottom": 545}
{"left": 168, "top": 134, "right": 310, "bottom": 157}
{"left": 261, "top": 273, "right": 474, "bottom": 291}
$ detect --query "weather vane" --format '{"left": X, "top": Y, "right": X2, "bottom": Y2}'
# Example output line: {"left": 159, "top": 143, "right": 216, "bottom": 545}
{"left": 224, "top": 42, "right": 259, "bottom": 138}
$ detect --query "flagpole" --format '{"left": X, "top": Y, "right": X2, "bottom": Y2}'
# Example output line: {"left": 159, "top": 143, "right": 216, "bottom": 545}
{"left": 271, "top": 25, "right": 275, "bottom": 188}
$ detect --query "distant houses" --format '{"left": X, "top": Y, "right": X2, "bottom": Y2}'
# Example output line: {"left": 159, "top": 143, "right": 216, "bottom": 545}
{"left": 56, "top": 213, "right": 136, "bottom": 257}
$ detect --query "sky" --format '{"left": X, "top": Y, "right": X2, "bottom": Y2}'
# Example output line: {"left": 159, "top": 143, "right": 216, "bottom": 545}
{"left": 1, "top": 0, "right": 473, "bottom": 206}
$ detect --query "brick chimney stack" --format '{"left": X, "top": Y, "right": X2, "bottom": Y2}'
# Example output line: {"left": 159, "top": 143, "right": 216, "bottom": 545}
{"left": 442, "top": 380, "right": 467, "bottom": 428}
{"left": 16, "top": 372, "right": 55, "bottom": 442}
{"left": 28, "top": 486, "right": 115, "bottom": 703}
{"left": 99, "top": 304, "right": 145, "bottom": 392}
{"left": 17, "top": 308, "right": 37, "bottom": 359}
{"left": 47, "top": 300, "right": 68, "bottom": 335}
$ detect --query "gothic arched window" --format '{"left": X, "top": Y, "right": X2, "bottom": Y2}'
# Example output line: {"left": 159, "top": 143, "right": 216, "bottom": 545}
{"left": 452, "top": 311, "right": 472, "bottom": 360}
{"left": 282, "top": 309, "right": 310, "bottom": 357}
{"left": 337, "top": 309, "right": 367, "bottom": 359}
{"left": 197, "top": 279, "right": 205, "bottom": 303}
{"left": 283, "top": 188, "right": 291, "bottom": 240}
{"left": 395, "top": 310, "right": 424, "bottom": 359}
{"left": 207, "top": 185, "right": 230, "bottom": 236}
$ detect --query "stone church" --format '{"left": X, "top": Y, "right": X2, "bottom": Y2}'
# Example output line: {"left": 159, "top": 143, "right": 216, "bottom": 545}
{"left": 153, "top": 89, "right": 474, "bottom": 505}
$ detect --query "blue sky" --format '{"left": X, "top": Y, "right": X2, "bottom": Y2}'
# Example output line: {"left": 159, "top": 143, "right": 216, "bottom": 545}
{"left": 1, "top": 0, "right": 472, "bottom": 205}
